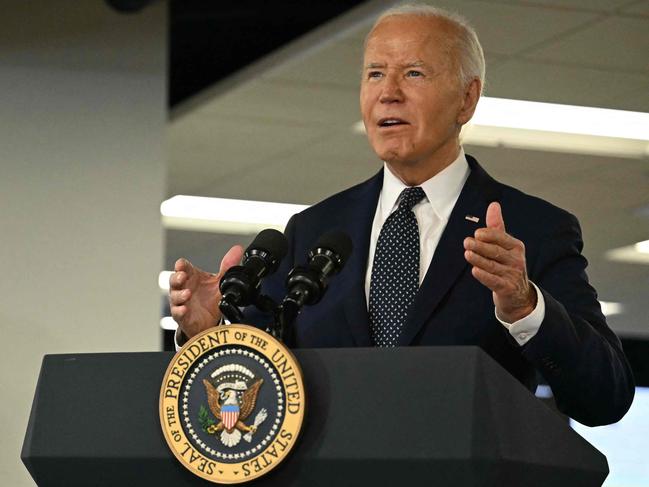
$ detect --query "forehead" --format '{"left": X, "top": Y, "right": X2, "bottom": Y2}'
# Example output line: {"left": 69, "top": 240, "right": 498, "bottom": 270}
{"left": 363, "top": 15, "right": 454, "bottom": 63}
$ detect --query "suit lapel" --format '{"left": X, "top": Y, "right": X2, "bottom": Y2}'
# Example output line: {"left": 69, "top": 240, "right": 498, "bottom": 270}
{"left": 398, "top": 156, "right": 502, "bottom": 345}
{"left": 340, "top": 170, "right": 383, "bottom": 346}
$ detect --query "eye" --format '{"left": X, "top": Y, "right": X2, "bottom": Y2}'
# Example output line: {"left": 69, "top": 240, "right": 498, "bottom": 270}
{"left": 406, "top": 70, "right": 423, "bottom": 78}
{"left": 367, "top": 70, "right": 383, "bottom": 79}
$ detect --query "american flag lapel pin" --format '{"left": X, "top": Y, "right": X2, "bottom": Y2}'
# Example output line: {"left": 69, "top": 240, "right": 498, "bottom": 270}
{"left": 465, "top": 215, "right": 480, "bottom": 223}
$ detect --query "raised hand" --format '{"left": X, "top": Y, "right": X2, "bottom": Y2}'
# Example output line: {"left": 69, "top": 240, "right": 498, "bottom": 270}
{"left": 463, "top": 202, "right": 536, "bottom": 323}
{"left": 169, "top": 245, "right": 244, "bottom": 339}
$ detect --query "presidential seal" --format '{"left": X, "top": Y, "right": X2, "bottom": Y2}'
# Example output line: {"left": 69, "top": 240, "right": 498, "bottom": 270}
{"left": 160, "top": 324, "right": 305, "bottom": 484}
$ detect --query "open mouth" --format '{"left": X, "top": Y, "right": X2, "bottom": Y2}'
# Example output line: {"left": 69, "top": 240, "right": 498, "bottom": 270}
{"left": 378, "top": 117, "right": 409, "bottom": 128}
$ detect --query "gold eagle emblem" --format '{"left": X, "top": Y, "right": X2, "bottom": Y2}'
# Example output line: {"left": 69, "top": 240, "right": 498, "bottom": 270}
{"left": 202, "top": 378, "right": 264, "bottom": 447}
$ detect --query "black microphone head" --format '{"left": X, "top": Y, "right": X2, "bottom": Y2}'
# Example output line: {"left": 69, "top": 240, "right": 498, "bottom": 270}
{"left": 246, "top": 228, "right": 288, "bottom": 259}
{"left": 244, "top": 228, "right": 288, "bottom": 275}
{"left": 311, "top": 230, "right": 353, "bottom": 268}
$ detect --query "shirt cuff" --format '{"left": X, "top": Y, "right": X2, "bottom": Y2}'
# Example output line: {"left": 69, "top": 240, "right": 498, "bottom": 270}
{"left": 495, "top": 281, "right": 545, "bottom": 346}
{"left": 173, "top": 317, "right": 228, "bottom": 352}
{"left": 174, "top": 327, "right": 187, "bottom": 352}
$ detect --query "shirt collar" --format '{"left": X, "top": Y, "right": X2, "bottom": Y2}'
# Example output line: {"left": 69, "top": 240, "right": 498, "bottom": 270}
{"left": 380, "top": 148, "right": 470, "bottom": 222}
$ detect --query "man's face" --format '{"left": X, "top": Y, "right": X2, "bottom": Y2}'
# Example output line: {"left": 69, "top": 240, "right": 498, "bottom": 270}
{"left": 360, "top": 15, "right": 471, "bottom": 171}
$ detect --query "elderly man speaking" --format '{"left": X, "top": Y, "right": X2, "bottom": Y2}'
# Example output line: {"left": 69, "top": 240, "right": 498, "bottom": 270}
{"left": 169, "top": 3, "right": 634, "bottom": 427}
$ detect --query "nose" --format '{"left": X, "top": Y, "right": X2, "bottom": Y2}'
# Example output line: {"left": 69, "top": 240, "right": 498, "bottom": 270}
{"left": 379, "top": 72, "right": 404, "bottom": 104}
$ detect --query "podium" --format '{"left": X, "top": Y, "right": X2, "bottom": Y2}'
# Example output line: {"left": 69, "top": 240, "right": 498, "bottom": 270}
{"left": 22, "top": 347, "right": 608, "bottom": 486}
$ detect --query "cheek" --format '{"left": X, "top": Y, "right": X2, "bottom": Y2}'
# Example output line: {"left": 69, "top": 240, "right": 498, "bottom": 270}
{"left": 359, "top": 88, "right": 372, "bottom": 117}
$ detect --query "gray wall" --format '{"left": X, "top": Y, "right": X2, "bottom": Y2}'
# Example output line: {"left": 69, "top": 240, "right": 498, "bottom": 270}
{"left": 0, "top": 2, "right": 166, "bottom": 484}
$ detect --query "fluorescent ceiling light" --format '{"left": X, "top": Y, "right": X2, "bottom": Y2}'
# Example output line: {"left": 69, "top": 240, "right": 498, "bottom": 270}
{"left": 472, "top": 97, "right": 649, "bottom": 141}
{"left": 352, "top": 97, "right": 649, "bottom": 158}
{"left": 599, "top": 301, "right": 623, "bottom": 317}
{"left": 635, "top": 240, "right": 649, "bottom": 254}
{"left": 161, "top": 195, "right": 308, "bottom": 234}
{"left": 606, "top": 240, "right": 649, "bottom": 265}
{"left": 461, "top": 125, "right": 649, "bottom": 159}
{"left": 160, "top": 316, "right": 178, "bottom": 331}
{"left": 159, "top": 271, "right": 173, "bottom": 292}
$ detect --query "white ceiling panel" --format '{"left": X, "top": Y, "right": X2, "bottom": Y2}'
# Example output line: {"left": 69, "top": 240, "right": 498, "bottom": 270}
{"left": 485, "top": 58, "right": 649, "bottom": 108}
{"left": 339, "top": 0, "right": 598, "bottom": 56}
{"left": 168, "top": 116, "right": 331, "bottom": 196}
{"left": 527, "top": 16, "right": 649, "bottom": 73}
{"left": 262, "top": 39, "right": 364, "bottom": 89}
{"left": 620, "top": 0, "right": 649, "bottom": 16}
{"left": 465, "top": 145, "right": 613, "bottom": 193}
{"left": 209, "top": 130, "right": 378, "bottom": 203}
{"left": 536, "top": 163, "right": 649, "bottom": 217}
{"left": 489, "top": 0, "right": 637, "bottom": 12}
{"left": 604, "top": 83, "right": 649, "bottom": 112}
{"left": 429, "top": 0, "right": 599, "bottom": 56}
{"left": 196, "top": 79, "right": 362, "bottom": 127}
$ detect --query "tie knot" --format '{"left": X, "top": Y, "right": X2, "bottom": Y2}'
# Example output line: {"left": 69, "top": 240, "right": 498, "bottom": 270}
{"left": 398, "top": 187, "right": 425, "bottom": 211}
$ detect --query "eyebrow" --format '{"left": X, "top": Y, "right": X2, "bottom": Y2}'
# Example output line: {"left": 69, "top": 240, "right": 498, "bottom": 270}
{"left": 364, "top": 60, "right": 427, "bottom": 69}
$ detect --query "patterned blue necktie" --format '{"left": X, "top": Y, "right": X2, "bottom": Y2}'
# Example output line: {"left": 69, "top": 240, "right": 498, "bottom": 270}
{"left": 369, "top": 187, "right": 426, "bottom": 347}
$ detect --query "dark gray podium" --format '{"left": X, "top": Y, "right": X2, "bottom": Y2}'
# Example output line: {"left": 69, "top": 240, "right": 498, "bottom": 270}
{"left": 21, "top": 347, "right": 608, "bottom": 486}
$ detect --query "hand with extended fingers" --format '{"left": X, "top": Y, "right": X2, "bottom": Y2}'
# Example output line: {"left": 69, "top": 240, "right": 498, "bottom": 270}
{"left": 463, "top": 202, "right": 536, "bottom": 323}
{"left": 168, "top": 245, "right": 244, "bottom": 340}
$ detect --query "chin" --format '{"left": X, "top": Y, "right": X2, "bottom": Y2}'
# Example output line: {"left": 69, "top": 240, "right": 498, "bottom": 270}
{"left": 376, "top": 146, "right": 417, "bottom": 167}
{"left": 372, "top": 141, "right": 406, "bottom": 163}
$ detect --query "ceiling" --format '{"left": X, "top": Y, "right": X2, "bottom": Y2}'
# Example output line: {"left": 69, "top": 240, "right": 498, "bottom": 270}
{"left": 166, "top": 0, "right": 649, "bottom": 337}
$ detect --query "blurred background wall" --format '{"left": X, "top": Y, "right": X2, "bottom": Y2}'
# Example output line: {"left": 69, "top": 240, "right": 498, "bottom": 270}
{"left": 0, "top": 1, "right": 166, "bottom": 484}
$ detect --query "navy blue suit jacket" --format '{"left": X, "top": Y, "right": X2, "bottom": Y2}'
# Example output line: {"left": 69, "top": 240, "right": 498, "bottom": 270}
{"left": 254, "top": 155, "right": 634, "bottom": 426}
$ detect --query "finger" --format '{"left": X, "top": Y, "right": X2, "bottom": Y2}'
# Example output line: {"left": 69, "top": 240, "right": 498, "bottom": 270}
{"left": 169, "top": 288, "right": 191, "bottom": 306}
{"left": 174, "top": 257, "right": 193, "bottom": 273}
{"left": 464, "top": 237, "right": 514, "bottom": 264}
{"left": 464, "top": 250, "right": 508, "bottom": 276}
{"left": 474, "top": 228, "right": 519, "bottom": 250}
{"left": 219, "top": 245, "right": 245, "bottom": 275}
{"left": 170, "top": 304, "right": 187, "bottom": 322}
{"left": 169, "top": 271, "right": 188, "bottom": 290}
{"left": 486, "top": 202, "right": 505, "bottom": 232}
{"left": 470, "top": 266, "right": 506, "bottom": 293}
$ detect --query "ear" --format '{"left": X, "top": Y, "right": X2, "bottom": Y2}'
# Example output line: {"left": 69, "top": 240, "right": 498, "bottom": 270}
{"left": 457, "top": 77, "right": 481, "bottom": 126}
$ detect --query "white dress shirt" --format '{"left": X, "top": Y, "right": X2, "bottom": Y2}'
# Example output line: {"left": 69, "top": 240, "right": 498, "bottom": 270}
{"left": 365, "top": 149, "right": 544, "bottom": 346}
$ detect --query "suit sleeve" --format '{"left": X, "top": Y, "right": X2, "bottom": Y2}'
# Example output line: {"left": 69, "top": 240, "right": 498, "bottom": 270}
{"left": 521, "top": 212, "right": 635, "bottom": 426}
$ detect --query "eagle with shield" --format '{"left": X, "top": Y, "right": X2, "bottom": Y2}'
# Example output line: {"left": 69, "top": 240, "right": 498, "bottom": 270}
{"left": 202, "top": 377, "right": 266, "bottom": 447}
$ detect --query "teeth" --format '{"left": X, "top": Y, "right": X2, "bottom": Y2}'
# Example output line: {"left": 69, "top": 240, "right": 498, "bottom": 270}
{"left": 381, "top": 119, "right": 404, "bottom": 126}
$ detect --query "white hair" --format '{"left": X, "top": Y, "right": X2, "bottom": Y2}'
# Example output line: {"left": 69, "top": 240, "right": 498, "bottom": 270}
{"left": 367, "top": 3, "right": 486, "bottom": 93}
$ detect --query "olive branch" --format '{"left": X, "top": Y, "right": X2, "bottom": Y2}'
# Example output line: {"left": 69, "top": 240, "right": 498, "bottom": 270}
{"left": 198, "top": 405, "right": 216, "bottom": 433}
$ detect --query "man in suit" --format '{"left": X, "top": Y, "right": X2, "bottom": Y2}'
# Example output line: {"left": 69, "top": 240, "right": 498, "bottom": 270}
{"left": 169, "top": 4, "right": 634, "bottom": 426}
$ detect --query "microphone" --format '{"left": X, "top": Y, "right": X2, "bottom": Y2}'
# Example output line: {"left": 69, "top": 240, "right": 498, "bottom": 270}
{"left": 281, "top": 230, "right": 353, "bottom": 322}
{"left": 219, "top": 229, "right": 288, "bottom": 322}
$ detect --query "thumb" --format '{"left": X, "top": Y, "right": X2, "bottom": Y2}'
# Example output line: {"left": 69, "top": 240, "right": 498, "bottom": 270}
{"left": 219, "top": 245, "right": 244, "bottom": 275}
{"left": 486, "top": 202, "right": 506, "bottom": 232}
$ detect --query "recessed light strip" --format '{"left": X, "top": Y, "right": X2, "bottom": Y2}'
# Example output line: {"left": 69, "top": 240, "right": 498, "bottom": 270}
{"left": 599, "top": 301, "right": 623, "bottom": 317}
{"left": 606, "top": 240, "right": 649, "bottom": 265}
{"left": 159, "top": 271, "right": 173, "bottom": 292}
{"left": 161, "top": 195, "right": 308, "bottom": 234}
{"left": 635, "top": 240, "right": 649, "bottom": 254}
{"left": 160, "top": 316, "right": 178, "bottom": 331}
{"left": 472, "top": 97, "right": 649, "bottom": 141}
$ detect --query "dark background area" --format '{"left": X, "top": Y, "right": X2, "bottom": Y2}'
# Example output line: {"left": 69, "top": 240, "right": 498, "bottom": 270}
{"left": 168, "top": 0, "right": 367, "bottom": 107}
